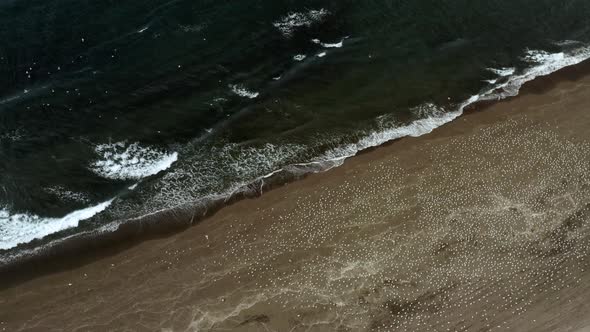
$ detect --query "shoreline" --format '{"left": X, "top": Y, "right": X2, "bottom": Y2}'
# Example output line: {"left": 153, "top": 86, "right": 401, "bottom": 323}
{"left": 1, "top": 50, "right": 590, "bottom": 331}
{"left": 3, "top": 58, "right": 590, "bottom": 289}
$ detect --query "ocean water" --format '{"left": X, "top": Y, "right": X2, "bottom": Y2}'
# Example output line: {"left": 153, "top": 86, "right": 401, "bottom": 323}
{"left": 1, "top": 0, "right": 590, "bottom": 260}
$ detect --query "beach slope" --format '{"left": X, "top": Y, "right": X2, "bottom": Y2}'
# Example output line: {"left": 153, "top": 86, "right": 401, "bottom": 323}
{"left": 2, "top": 68, "right": 590, "bottom": 331}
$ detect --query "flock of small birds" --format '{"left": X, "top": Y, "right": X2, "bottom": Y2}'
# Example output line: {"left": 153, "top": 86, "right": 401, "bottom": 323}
{"left": 181, "top": 116, "right": 590, "bottom": 331}
{"left": 7, "top": 114, "right": 588, "bottom": 332}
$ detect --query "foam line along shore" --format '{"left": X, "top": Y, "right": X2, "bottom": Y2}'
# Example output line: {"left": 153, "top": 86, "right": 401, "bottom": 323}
{"left": 2, "top": 42, "right": 590, "bottom": 261}
{"left": 2, "top": 40, "right": 590, "bottom": 331}
{"left": 2, "top": 50, "right": 590, "bottom": 282}
{"left": 2, "top": 0, "right": 590, "bottom": 281}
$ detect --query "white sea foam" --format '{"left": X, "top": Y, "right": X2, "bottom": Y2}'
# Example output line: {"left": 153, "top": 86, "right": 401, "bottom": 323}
{"left": 0, "top": 94, "right": 22, "bottom": 105}
{"left": 319, "top": 104, "right": 462, "bottom": 165}
{"left": 481, "top": 45, "right": 590, "bottom": 100}
{"left": 485, "top": 67, "right": 515, "bottom": 84}
{"left": 90, "top": 142, "right": 178, "bottom": 180}
{"left": 321, "top": 41, "right": 343, "bottom": 48}
{"left": 6, "top": 43, "right": 590, "bottom": 261}
{"left": 554, "top": 40, "right": 582, "bottom": 47}
{"left": 315, "top": 43, "right": 590, "bottom": 166}
{"left": 487, "top": 67, "right": 515, "bottom": 77}
{"left": 139, "top": 142, "right": 307, "bottom": 212}
{"left": 317, "top": 52, "right": 327, "bottom": 58}
{"left": 293, "top": 54, "right": 307, "bottom": 61}
{"left": 0, "top": 85, "right": 49, "bottom": 105}
{"left": 0, "top": 199, "right": 114, "bottom": 250}
{"left": 45, "top": 186, "right": 90, "bottom": 203}
{"left": 273, "top": 9, "right": 329, "bottom": 38}
{"left": 123, "top": 44, "right": 590, "bottom": 223}
{"left": 312, "top": 38, "right": 344, "bottom": 48}
{"left": 137, "top": 26, "right": 149, "bottom": 33}
{"left": 229, "top": 84, "right": 259, "bottom": 99}
{"left": 0, "top": 128, "right": 25, "bottom": 142}
{"left": 180, "top": 24, "right": 206, "bottom": 33}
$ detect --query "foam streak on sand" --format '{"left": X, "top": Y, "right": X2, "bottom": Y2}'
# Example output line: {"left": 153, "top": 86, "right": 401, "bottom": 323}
{"left": 0, "top": 199, "right": 114, "bottom": 250}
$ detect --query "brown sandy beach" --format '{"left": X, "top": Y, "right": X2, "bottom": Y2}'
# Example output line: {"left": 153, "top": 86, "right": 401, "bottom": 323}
{"left": 2, "top": 64, "right": 590, "bottom": 331}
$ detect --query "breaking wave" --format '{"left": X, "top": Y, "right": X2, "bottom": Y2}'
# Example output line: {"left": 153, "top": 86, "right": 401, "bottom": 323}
{"left": 2, "top": 43, "right": 590, "bottom": 264}
{"left": 90, "top": 141, "right": 178, "bottom": 181}
{"left": 0, "top": 199, "right": 114, "bottom": 250}
{"left": 483, "top": 45, "right": 590, "bottom": 100}
{"left": 273, "top": 9, "right": 329, "bottom": 38}
{"left": 229, "top": 84, "right": 259, "bottom": 99}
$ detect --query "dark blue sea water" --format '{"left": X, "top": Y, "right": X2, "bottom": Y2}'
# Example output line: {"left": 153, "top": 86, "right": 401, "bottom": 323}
{"left": 2, "top": 0, "right": 590, "bottom": 260}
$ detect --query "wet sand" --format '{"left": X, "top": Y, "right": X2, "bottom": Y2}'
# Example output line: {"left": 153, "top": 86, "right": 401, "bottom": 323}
{"left": 2, "top": 66, "right": 590, "bottom": 331}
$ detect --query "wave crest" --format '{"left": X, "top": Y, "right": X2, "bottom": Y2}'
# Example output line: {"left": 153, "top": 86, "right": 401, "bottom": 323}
{"left": 90, "top": 142, "right": 178, "bottom": 180}
{"left": 273, "top": 9, "right": 329, "bottom": 38}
